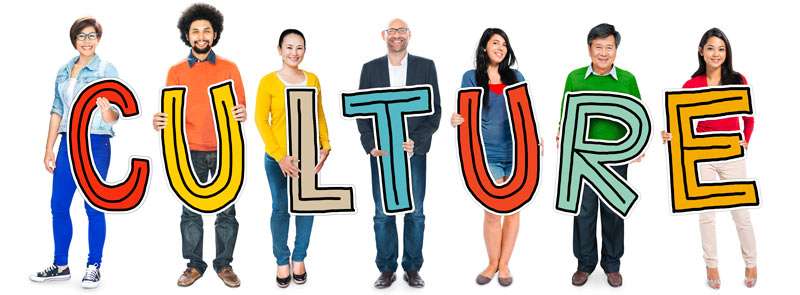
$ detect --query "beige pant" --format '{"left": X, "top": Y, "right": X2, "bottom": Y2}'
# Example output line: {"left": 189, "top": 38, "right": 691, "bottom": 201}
{"left": 698, "top": 159, "right": 757, "bottom": 268}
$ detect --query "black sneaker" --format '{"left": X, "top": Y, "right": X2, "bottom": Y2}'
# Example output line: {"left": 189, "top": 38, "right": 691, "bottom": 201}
{"left": 30, "top": 264, "right": 70, "bottom": 282}
{"left": 81, "top": 264, "right": 101, "bottom": 289}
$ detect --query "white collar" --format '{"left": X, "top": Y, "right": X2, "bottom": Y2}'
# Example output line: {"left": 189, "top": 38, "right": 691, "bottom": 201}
{"left": 585, "top": 64, "right": 618, "bottom": 80}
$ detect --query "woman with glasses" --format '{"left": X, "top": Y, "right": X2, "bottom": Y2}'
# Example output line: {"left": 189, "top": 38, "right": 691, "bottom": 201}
{"left": 255, "top": 29, "right": 332, "bottom": 288}
{"left": 30, "top": 16, "right": 120, "bottom": 289}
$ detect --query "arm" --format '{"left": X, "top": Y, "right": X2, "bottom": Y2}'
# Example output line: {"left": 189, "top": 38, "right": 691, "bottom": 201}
{"left": 315, "top": 77, "right": 331, "bottom": 151}
{"left": 254, "top": 77, "right": 287, "bottom": 161}
{"left": 45, "top": 79, "right": 64, "bottom": 173}
{"left": 231, "top": 64, "right": 247, "bottom": 122}
{"left": 410, "top": 60, "right": 442, "bottom": 138}
{"left": 356, "top": 63, "right": 376, "bottom": 154}
{"left": 99, "top": 64, "right": 120, "bottom": 124}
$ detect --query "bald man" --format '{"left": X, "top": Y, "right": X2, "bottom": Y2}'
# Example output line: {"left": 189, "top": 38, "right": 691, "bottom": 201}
{"left": 355, "top": 18, "right": 441, "bottom": 289}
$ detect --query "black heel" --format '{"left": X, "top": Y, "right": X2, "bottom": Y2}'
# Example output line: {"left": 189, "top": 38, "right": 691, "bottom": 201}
{"left": 276, "top": 275, "right": 290, "bottom": 288}
{"left": 293, "top": 272, "right": 307, "bottom": 284}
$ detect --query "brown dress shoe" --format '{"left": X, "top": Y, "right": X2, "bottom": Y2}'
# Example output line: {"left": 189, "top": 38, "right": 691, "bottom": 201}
{"left": 217, "top": 266, "right": 241, "bottom": 288}
{"left": 177, "top": 267, "right": 202, "bottom": 287}
{"left": 606, "top": 272, "right": 623, "bottom": 287}
{"left": 571, "top": 271, "right": 589, "bottom": 286}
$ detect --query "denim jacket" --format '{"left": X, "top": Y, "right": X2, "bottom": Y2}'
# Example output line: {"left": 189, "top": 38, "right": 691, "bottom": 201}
{"left": 51, "top": 55, "right": 119, "bottom": 136}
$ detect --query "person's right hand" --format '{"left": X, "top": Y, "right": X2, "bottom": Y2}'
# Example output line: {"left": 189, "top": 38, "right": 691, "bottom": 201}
{"left": 661, "top": 131, "right": 672, "bottom": 144}
{"left": 450, "top": 113, "right": 464, "bottom": 127}
{"left": 44, "top": 149, "right": 55, "bottom": 173}
{"left": 279, "top": 155, "right": 300, "bottom": 178}
{"left": 153, "top": 112, "right": 167, "bottom": 131}
{"left": 370, "top": 148, "right": 386, "bottom": 157}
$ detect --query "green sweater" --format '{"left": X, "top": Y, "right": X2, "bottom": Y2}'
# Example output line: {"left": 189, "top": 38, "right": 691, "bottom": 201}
{"left": 560, "top": 66, "right": 641, "bottom": 141}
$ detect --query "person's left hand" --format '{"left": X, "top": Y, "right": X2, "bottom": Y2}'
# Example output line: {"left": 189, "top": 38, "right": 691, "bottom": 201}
{"left": 233, "top": 105, "right": 247, "bottom": 122}
{"left": 632, "top": 152, "right": 645, "bottom": 163}
{"left": 315, "top": 149, "right": 330, "bottom": 174}
{"left": 740, "top": 140, "right": 749, "bottom": 150}
{"left": 403, "top": 139, "right": 414, "bottom": 154}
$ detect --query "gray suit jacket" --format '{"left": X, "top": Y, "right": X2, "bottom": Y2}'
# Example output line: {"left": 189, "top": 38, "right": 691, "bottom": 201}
{"left": 356, "top": 54, "right": 442, "bottom": 154}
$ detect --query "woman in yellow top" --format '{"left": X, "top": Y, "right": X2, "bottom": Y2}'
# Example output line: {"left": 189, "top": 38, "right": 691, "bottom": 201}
{"left": 255, "top": 29, "right": 331, "bottom": 288}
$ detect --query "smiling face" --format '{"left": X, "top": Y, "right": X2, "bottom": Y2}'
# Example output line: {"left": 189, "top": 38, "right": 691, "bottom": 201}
{"left": 382, "top": 19, "right": 410, "bottom": 54}
{"left": 700, "top": 36, "right": 726, "bottom": 72}
{"left": 75, "top": 26, "right": 99, "bottom": 57}
{"left": 485, "top": 34, "right": 508, "bottom": 66}
{"left": 588, "top": 35, "right": 617, "bottom": 74}
{"left": 279, "top": 33, "right": 305, "bottom": 68}
{"left": 187, "top": 19, "right": 216, "bottom": 54}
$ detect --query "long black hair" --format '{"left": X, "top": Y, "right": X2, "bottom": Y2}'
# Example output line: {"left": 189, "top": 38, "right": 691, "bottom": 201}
{"left": 475, "top": 28, "right": 518, "bottom": 107}
{"left": 692, "top": 28, "right": 742, "bottom": 85}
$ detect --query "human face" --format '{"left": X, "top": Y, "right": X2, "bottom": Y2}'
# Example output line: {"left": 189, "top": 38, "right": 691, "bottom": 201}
{"left": 700, "top": 36, "right": 726, "bottom": 71}
{"left": 279, "top": 33, "right": 305, "bottom": 68}
{"left": 75, "top": 26, "right": 99, "bottom": 57}
{"left": 486, "top": 34, "right": 508, "bottom": 66}
{"left": 382, "top": 19, "right": 410, "bottom": 53}
{"left": 188, "top": 19, "right": 216, "bottom": 54}
{"left": 588, "top": 35, "right": 617, "bottom": 75}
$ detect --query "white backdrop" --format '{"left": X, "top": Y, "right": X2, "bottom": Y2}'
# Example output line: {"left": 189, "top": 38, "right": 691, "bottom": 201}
{"left": 1, "top": 0, "right": 796, "bottom": 294}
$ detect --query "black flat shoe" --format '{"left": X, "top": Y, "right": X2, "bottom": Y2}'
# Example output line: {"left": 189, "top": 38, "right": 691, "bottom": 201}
{"left": 374, "top": 272, "right": 396, "bottom": 289}
{"left": 404, "top": 271, "right": 425, "bottom": 288}
{"left": 276, "top": 275, "right": 290, "bottom": 288}
{"left": 293, "top": 272, "right": 307, "bottom": 285}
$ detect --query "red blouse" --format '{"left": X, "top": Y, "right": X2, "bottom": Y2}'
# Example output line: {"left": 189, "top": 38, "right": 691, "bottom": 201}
{"left": 682, "top": 75, "right": 754, "bottom": 143}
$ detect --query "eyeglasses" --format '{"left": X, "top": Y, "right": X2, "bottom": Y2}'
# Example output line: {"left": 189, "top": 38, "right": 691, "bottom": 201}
{"left": 76, "top": 33, "right": 98, "bottom": 41}
{"left": 384, "top": 28, "right": 409, "bottom": 35}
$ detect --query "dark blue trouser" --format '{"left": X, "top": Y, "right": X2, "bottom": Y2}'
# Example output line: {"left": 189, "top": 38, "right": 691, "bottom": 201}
{"left": 265, "top": 155, "right": 314, "bottom": 266}
{"left": 573, "top": 165, "right": 627, "bottom": 273}
{"left": 370, "top": 154, "right": 426, "bottom": 273}
{"left": 51, "top": 134, "right": 109, "bottom": 267}
{"left": 180, "top": 150, "right": 239, "bottom": 274}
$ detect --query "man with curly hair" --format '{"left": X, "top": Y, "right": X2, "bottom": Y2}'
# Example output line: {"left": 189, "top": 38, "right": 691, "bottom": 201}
{"left": 152, "top": 3, "right": 246, "bottom": 288}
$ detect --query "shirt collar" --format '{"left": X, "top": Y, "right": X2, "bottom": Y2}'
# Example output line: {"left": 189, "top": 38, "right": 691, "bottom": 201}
{"left": 387, "top": 53, "right": 408, "bottom": 67}
{"left": 69, "top": 55, "right": 101, "bottom": 71}
{"left": 187, "top": 50, "right": 216, "bottom": 67}
{"left": 584, "top": 63, "right": 617, "bottom": 80}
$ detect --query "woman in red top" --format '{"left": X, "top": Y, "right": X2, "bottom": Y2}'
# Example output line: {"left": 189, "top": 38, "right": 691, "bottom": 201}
{"left": 661, "top": 28, "right": 757, "bottom": 289}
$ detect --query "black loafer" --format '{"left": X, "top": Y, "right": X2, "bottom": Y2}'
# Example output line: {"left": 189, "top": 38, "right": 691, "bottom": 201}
{"left": 276, "top": 275, "right": 290, "bottom": 288}
{"left": 293, "top": 272, "right": 307, "bottom": 285}
{"left": 404, "top": 271, "right": 425, "bottom": 288}
{"left": 374, "top": 272, "right": 395, "bottom": 289}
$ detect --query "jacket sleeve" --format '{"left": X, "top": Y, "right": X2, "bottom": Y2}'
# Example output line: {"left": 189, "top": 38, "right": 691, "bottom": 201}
{"left": 410, "top": 60, "right": 442, "bottom": 140}
{"left": 355, "top": 62, "right": 376, "bottom": 154}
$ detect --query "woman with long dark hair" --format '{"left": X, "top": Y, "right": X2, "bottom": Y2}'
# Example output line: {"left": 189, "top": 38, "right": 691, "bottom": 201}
{"left": 30, "top": 16, "right": 119, "bottom": 289}
{"left": 451, "top": 28, "right": 525, "bottom": 287}
{"left": 661, "top": 28, "right": 757, "bottom": 289}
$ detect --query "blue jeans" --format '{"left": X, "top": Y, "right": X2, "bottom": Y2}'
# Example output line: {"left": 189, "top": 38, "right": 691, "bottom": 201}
{"left": 573, "top": 165, "right": 627, "bottom": 273}
{"left": 265, "top": 155, "right": 314, "bottom": 266}
{"left": 370, "top": 154, "right": 426, "bottom": 273}
{"left": 51, "top": 134, "right": 109, "bottom": 267}
{"left": 487, "top": 159, "right": 513, "bottom": 181}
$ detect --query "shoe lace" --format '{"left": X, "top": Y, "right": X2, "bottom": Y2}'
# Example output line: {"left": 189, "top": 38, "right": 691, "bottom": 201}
{"left": 40, "top": 265, "right": 57, "bottom": 275}
{"left": 84, "top": 266, "right": 99, "bottom": 281}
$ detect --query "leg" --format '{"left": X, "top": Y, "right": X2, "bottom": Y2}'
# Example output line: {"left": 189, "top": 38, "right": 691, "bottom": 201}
{"left": 371, "top": 156, "right": 398, "bottom": 273}
{"left": 498, "top": 211, "right": 520, "bottom": 277}
{"left": 698, "top": 163, "right": 719, "bottom": 268}
{"left": 214, "top": 205, "right": 238, "bottom": 272}
{"left": 481, "top": 211, "right": 502, "bottom": 277}
{"left": 599, "top": 165, "right": 626, "bottom": 273}
{"left": 291, "top": 215, "right": 314, "bottom": 263}
{"left": 85, "top": 135, "right": 111, "bottom": 267}
{"left": 51, "top": 136, "right": 77, "bottom": 266}
{"left": 178, "top": 151, "right": 214, "bottom": 273}
{"left": 402, "top": 155, "right": 426, "bottom": 272}
{"left": 717, "top": 160, "right": 757, "bottom": 268}
{"left": 573, "top": 182, "right": 599, "bottom": 273}
{"left": 265, "top": 156, "right": 291, "bottom": 266}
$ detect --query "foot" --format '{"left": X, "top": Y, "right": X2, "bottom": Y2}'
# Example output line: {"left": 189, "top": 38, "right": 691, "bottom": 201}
{"left": 177, "top": 267, "right": 202, "bottom": 287}
{"left": 744, "top": 266, "right": 757, "bottom": 288}
{"left": 403, "top": 271, "right": 425, "bottom": 288}
{"left": 217, "top": 266, "right": 240, "bottom": 288}
{"left": 30, "top": 264, "right": 70, "bottom": 282}
{"left": 571, "top": 271, "right": 589, "bottom": 286}
{"left": 80, "top": 264, "right": 101, "bottom": 289}
{"left": 374, "top": 272, "right": 395, "bottom": 289}
{"left": 606, "top": 272, "right": 623, "bottom": 287}
{"left": 498, "top": 266, "right": 513, "bottom": 287}
{"left": 476, "top": 265, "right": 497, "bottom": 285}
{"left": 706, "top": 267, "right": 720, "bottom": 289}
{"left": 292, "top": 261, "right": 307, "bottom": 285}
{"left": 277, "top": 264, "right": 290, "bottom": 288}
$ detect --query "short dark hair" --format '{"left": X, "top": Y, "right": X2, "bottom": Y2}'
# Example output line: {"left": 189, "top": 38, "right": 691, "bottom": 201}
{"left": 278, "top": 29, "right": 305, "bottom": 48}
{"left": 69, "top": 17, "right": 102, "bottom": 49}
{"left": 177, "top": 3, "right": 224, "bottom": 47}
{"left": 587, "top": 23, "right": 621, "bottom": 47}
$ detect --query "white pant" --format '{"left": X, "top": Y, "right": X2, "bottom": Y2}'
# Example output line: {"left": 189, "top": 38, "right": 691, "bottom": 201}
{"left": 698, "top": 159, "right": 757, "bottom": 268}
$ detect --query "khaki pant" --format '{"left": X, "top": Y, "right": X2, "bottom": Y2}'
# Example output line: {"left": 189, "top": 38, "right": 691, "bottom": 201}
{"left": 698, "top": 159, "right": 757, "bottom": 268}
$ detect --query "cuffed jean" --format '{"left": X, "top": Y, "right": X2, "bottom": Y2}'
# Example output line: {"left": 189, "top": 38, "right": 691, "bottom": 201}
{"left": 370, "top": 154, "right": 427, "bottom": 273}
{"left": 51, "top": 134, "right": 109, "bottom": 267}
{"left": 265, "top": 155, "right": 314, "bottom": 266}
{"left": 573, "top": 165, "right": 627, "bottom": 273}
{"left": 180, "top": 150, "right": 239, "bottom": 274}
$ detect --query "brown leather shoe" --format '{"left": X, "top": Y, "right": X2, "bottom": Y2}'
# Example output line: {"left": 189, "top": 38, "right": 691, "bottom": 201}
{"left": 606, "top": 272, "right": 623, "bottom": 287}
{"left": 571, "top": 271, "right": 589, "bottom": 286}
{"left": 177, "top": 267, "right": 202, "bottom": 287}
{"left": 217, "top": 266, "right": 241, "bottom": 288}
